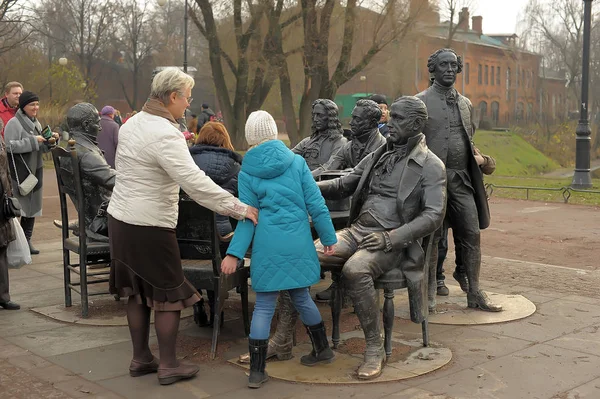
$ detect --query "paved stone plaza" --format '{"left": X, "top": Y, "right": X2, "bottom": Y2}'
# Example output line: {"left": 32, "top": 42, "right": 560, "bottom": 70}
{"left": 1, "top": 172, "right": 600, "bottom": 398}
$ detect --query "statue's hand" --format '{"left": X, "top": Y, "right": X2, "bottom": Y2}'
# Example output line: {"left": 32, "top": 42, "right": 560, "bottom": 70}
{"left": 358, "top": 232, "right": 387, "bottom": 251}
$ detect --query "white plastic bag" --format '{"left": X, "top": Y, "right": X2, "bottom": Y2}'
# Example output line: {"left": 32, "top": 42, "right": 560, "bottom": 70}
{"left": 7, "top": 218, "right": 32, "bottom": 268}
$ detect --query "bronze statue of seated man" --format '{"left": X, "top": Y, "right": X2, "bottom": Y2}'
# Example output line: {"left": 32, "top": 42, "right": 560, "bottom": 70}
{"left": 313, "top": 96, "right": 446, "bottom": 380}
{"left": 59, "top": 103, "right": 115, "bottom": 242}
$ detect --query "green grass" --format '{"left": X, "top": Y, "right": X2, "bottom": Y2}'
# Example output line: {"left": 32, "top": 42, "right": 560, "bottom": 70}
{"left": 484, "top": 175, "right": 600, "bottom": 206}
{"left": 474, "top": 130, "right": 560, "bottom": 176}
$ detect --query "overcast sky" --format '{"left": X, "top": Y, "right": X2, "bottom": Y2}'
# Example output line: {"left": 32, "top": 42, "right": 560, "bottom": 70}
{"left": 472, "top": 0, "right": 528, "bottom": 35}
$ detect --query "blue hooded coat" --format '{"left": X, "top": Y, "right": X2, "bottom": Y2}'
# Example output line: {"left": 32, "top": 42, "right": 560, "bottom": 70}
{"left": 226, "top": 140, "right": 337, "bottom": 292}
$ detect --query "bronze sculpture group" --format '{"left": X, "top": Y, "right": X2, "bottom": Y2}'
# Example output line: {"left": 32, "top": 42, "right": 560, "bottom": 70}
{"left": 253, "top": 47, "right": 502, "bottom": 380}
{"left": 61, "top": 47, "right": 500, "bottom": 382}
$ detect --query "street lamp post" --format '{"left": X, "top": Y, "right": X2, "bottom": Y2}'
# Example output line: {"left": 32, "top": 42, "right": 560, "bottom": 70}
{"left": 572, "top": 0, "right": 594, "bottom": 188}
{"left": 157, "top": 0, "right": 188, "bottom": 73}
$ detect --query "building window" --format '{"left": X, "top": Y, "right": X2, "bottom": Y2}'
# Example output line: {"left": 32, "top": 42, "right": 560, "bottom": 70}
{"left": 465, "top": 63, "right": 470, "bottom": 84}
{"left": 491, "top": 66, "right": 495, "bottom": 86}
{"left": 506, "top": 68, "right": 511, "bottom": 101}
{"left": 497, "top": 66, "right": 501, "bottom": 85}
{"left": 478, "top": 64, "right": 482, "bottom": 85}
{"left": 491, "top": 101, "right": 500, "bottom": 125}
{"left": 484, "top": 65, "right": 489, "bottom": 85}
{"left": 479, "top": 101, "right": 488, "bottom": 118}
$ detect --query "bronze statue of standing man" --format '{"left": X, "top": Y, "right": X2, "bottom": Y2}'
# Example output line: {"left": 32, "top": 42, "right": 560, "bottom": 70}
{"left": 416, "top": 48, "right": 501, "bottom": 312}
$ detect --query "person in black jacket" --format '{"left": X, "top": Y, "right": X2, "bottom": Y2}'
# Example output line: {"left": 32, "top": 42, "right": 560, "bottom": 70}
{"left": 196, "top": 103, "right": 215, "bottom": 132}
{"left": 189, "top": 121, "right": 242, "bottom": 326}
{"left": 190, "top": 122, "right": 242, "bottom": 243}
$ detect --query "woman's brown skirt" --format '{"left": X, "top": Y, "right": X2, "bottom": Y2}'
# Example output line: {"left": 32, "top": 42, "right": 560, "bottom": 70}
{"left": 108, "top": 215, "right": 201, "bottom": 311}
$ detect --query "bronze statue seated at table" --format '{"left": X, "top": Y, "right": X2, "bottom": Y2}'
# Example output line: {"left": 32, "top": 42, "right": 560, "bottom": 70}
{"left": 240, "top": 96, "right": 446, "bottom": 380}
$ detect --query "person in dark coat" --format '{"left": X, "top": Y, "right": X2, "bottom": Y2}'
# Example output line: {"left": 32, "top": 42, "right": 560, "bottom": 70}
{"left": 189, "top": 122, "right": 242, "bottom": 243}
{"left": 98, "top": 105, "right": 120, "bottom": 169}
{"left": 4, "top": 91, "right": 59, "bottom": 255}
{"left": 196, "top": 103, "right": 215, "bottom": 132}
{"left": 0, "top": 134, "right": 19, "bottom": 310}
{"left": 416, "top": 48, "right": 499, "bottom": 312}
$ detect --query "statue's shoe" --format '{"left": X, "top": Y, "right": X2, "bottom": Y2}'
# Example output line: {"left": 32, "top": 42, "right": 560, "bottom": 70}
{"left": 238, "top": 339, "right": 292, "bottom": 364}
{"left": 357, "top": 346, "right": 386, "bottom": 380}
{"left": 467, "top": 290, "right": 502, "bottom": 312}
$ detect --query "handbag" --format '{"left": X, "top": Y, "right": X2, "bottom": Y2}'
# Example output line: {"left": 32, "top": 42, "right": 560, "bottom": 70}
{"left": 9, "top": 150, "right": 38, "bottom": 196}
{"left": 3, "top": 193, "right": 22, "bottom": 218}
{"left": 89, "top": 200, "right": 109, "bottom": 237}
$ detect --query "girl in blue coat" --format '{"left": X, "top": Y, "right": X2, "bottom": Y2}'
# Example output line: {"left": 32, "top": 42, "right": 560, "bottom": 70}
{"left": 221, "top": 110, "right": 337, "bottom": 389}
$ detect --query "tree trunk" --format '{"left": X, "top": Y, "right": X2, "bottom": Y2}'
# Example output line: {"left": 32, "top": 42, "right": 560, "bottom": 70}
{"left": 279, "top": 65, "right": 300, "bottom": 146}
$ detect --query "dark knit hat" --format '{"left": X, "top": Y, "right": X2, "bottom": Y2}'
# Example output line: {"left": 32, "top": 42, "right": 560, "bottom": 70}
{"left": 19, "top": 91, "right": 39, "bottom": 111}
{"left": 369, "top": 94, "right": 388, "bottom": 105}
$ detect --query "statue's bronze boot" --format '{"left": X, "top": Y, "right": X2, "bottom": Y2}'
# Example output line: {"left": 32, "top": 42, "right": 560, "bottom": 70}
{"left": 452, "top": 270, "right": 469, "bottom": 293}
{"left": 351, "top": 286, "right": 385, "bottom": 380}
{"left": 357, "top": 345, "right": 386, "bottom": 380}
{"left": 467, "top": 290, "right": 502, "bottom": 312}
{"left": 238, "top": 291, "right": 297, "bottom": 364}
{"left": 463, "top": 250, "right": 501, "bottom": 312}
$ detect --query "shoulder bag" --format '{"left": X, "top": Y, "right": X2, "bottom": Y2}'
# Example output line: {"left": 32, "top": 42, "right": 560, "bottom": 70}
{"left": 9, "top": 150, "right": 38, "bottom": 196}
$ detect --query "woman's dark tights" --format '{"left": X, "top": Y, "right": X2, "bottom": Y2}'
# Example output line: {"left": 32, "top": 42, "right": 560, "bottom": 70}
{"left": 127, "top": 297, "right": 181, "bottom": 368}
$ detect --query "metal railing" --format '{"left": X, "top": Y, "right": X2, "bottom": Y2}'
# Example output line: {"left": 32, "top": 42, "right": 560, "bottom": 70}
{"left": 485, "top": 183, "right": 600, "bottom": 203}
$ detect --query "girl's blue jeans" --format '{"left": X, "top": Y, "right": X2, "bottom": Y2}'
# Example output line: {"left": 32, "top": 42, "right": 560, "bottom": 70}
{"left": 249, "top": 287, "right": 322, "bottom": 340}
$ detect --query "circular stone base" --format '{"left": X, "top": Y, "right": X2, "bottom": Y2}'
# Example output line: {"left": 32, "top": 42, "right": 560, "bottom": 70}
{"left": 394, "top": 285, "right": 536, "bottom": 325}
{"left": 228, "top": 330, "right": 451, "bottom": 384}
{"left": 30, "top": 299, "right": 193, "bottom": 326}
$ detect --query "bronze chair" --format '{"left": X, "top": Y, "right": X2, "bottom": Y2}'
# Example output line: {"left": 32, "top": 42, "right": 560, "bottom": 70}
{"left": 51, "top": 140, "right": 111, "bottom": 318}
{"left": 325, "top": 233, "right": 434, "bottom": 356}
{"left": 177, "top": 193, "right": 250, "bottom": 359}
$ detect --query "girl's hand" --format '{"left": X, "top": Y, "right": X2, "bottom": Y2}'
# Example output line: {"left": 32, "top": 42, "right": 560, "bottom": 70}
{"left": 323, "top": 245, "right": 335, "bottom": 256}
{"left": 36, "top": 135, "right": 46, "bottom": 143}
{"left": 221, "top": 255, "right": 239, "bottom": 275}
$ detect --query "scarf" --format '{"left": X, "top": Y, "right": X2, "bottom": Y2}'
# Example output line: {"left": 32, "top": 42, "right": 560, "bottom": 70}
{"left": 433, "top": 81, "right": 457, "bottom": 106}
{"left": 142, "top": 98, "right": 180, "bottom": 128}
{"left": 14, "top": 108, "right": 42, "bottom": 136}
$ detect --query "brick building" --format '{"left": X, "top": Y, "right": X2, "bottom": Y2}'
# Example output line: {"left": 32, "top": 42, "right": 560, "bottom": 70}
{"left": 335, "top": 1, "right": 569, "bottom": 128}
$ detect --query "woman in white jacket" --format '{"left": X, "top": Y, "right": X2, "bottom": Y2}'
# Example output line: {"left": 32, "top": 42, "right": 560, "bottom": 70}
{"left": 107, "top": 68, "right": 258, "bottom": 386}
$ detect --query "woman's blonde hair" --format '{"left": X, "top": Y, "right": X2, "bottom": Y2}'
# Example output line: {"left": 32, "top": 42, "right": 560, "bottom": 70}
{"left": 195, "top": 122, "right": 235, "bottom": 151}
{"left": 150, "top": 67, "right": 195, "bottom": 105}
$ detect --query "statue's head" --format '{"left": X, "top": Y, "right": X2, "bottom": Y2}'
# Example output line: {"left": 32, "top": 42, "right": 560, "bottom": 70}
{"left": 427, "top": 48, "right": 463, "bottom": 88}
{"left": 349, "top": 99, "right": 381, "bottom": 136}
{"left": 311, "top": 99, "right": 342, "bottom": 136}
{"left": 387, "top": 96, "right": 428, "bottom": 144}
{"left": 67, "top": 103, "right": 102, "bottom": 138}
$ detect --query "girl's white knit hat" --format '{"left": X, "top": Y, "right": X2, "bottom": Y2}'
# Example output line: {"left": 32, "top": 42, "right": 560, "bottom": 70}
{"left": 245, "top": 110, "right": 278, "bottom": 146}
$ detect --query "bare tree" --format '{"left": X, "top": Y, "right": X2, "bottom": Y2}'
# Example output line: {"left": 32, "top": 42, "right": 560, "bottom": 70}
{"left": 438, "top": 0, "right": 476, "bottom": 46}
{"left": 190, "top": 0, "right": 298, "bottom": 147}
{"left": 284, "top": 0, "right": 420, "bottom": 144}
{"left": 112, "top": 0, "right": 159, "bottom": 110}
{"left": 0, "top": 0, "right": 30, "bottom": 56}
{"left": 523, "top": 0, "right": 586, "bottom": 101}
{"left": 34, "top": 0, "right": 113, "bottom": 92}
